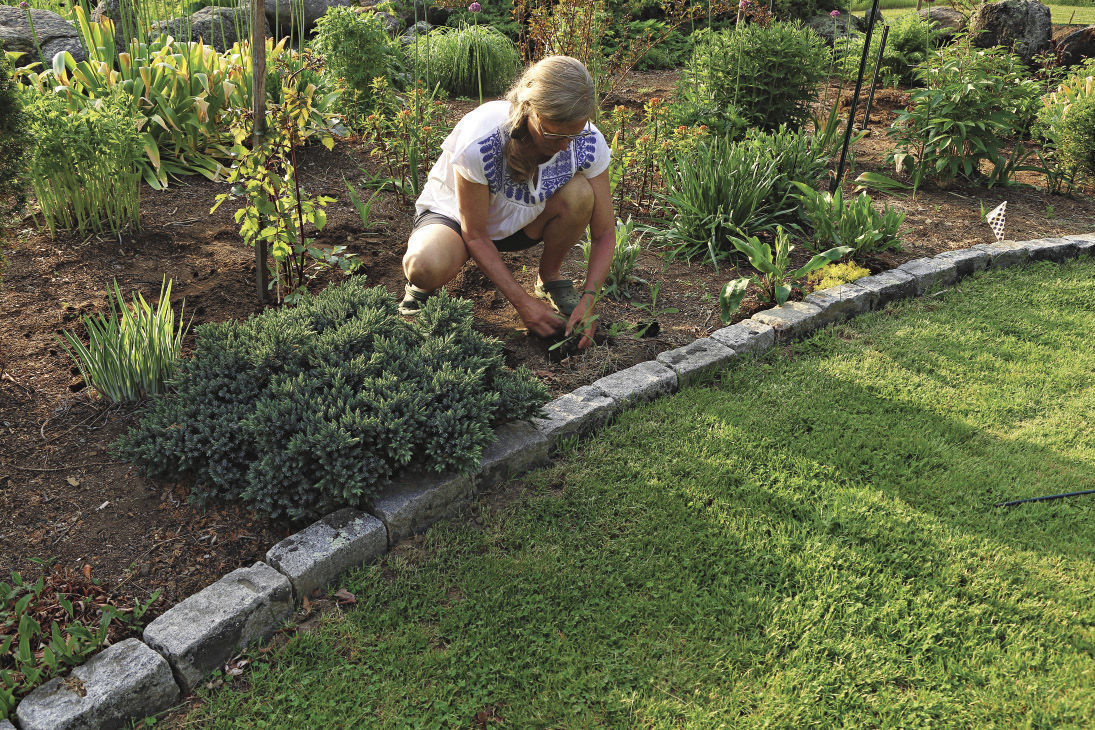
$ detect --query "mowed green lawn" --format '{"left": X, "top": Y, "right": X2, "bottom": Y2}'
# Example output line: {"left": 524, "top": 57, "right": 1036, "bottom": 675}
{"left": 181, "top": 259, "right": 1095, "bottom": 728}
{"left": 852, "top": 0, "right": 1095, "bottom": 25}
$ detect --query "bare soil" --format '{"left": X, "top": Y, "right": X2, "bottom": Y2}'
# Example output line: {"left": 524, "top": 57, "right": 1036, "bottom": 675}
{"left": 2, "top": 70, "right": 1093, "bottom": 624}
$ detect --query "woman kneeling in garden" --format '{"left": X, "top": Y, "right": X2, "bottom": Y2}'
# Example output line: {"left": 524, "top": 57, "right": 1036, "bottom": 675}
{"left": 402, "top": 55, "right": 615, "bottom": 349}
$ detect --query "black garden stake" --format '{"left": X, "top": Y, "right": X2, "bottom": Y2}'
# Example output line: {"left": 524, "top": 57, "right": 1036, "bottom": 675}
{"left": 831, "top": 0, "right": 881, "bottom": 192}
{"left": 860, "top": 23, "right": 889, "bottom": 132}
{"left": 994, "top": 489, "right": 1095, "bottom": 508}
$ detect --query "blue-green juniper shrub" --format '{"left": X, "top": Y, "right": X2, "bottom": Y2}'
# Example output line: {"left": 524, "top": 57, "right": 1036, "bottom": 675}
{"left": 113, "top": 280, "right": 550, "bottom": 520}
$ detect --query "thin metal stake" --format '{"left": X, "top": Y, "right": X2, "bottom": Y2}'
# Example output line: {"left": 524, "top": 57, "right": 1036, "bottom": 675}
{"left": 830, "top": 0, "right": 881, "bottom": 192}
{"left": 860, "top": 24, "right": 889, "bottom": 132}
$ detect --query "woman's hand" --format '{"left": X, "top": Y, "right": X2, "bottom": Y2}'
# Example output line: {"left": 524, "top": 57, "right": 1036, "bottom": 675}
{"left": 519, "top": 298, "right": 566, "bottom": 338}
{"left": 566, "top": 293, "right": 597, "bottom": 349}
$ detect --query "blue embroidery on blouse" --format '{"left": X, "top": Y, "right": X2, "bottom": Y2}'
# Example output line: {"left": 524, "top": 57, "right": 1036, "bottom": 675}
{"left": 475, "top": 128, "right": 601, "bottom": 206}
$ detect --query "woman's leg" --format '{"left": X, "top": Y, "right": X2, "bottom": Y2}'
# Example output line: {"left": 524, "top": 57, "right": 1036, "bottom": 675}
{"left": 523, "top": 175, "right": 595, "bottom": 283}
{"left": 402, "top": 223, "right": 470, "bottom": 292}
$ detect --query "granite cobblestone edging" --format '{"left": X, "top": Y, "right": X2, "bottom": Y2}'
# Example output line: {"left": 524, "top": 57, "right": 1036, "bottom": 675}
{"left": 9, "top": 234, "right": 1092, "bottom": 728}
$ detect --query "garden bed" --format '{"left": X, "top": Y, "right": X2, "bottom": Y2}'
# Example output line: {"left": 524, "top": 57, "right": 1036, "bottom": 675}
{"left": 2, "top": 70, "right": 1094, "bottom": 623}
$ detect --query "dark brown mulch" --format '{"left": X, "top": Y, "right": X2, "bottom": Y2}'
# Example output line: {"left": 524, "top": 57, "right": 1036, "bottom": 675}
{"left": 2, "top": 71, "right": 1093, "bottom": 632}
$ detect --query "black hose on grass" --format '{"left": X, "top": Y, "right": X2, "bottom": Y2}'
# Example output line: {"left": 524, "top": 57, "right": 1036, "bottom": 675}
{"left": 994, "top": 490, "right": 1095, "bottom": 508}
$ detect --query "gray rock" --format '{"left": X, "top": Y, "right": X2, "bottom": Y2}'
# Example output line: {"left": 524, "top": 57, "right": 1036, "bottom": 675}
{"left": 854, "top": 269, "right": 916, "bottom": 307}
{"left": 1, "top": 719, "right": 15, "bottom": 729}
{"left": 1065, "top": 232, "right": 1095, "bottom": 255}
{"left": 591, "top": 360, "right": 677, "bottom": 408}
{"left": 368, "top": 470, "right": 474, "bottom": 544}
{"left": 91, "top": 0, "right": 141, "bottom": 50}
{"left": 15, "top": 639, "right": 180, "bottom": 730}
{"left": 895, "top": 256, "right": 959, "bottom": 295}
{"left": 803, "top": 282, "right": 874, "bottom": 326}
{"left": 267, "top": 0, "right": 351, "bottom": 31}
{"left": 710, "top": 318, "right": 776, "bottom": 355}
{"left": 920, "top": 6, "right": 966, "bottom": 41}
{"left": 399, "top": 19, "right": 431, "bottom": 44}
{"left": 154, "top": 6, "right": 271, "bottom": 54}
{"left": 655, "top": 337, "right": 736, "bottom": 387}
{"left": 750, "top": 301, "right": 825, "bottom": 341}
{"left": 0, "top": 5, "right": 85, "bottom": 66}
{"left": 806, "top": 12, "right": 863, "bottom": 45}
{"left": 410, "top": 0, "right": 452, "bottom": 26}
{"left": 1055, "top": 25, "right": 1095, "bottom": 67}
{"left": 969, "top": 0, "right": 1051, "bottom": 64}
{"left": 265, "top": 509, "right": 387, "bottom": 600}
{"left": 476, "top": 421, "right": 550, "bottom": 491}
{"left": 974, "top": 240, "right": 1032, "bottom": 268}
{"left": 934, "top": 247, "right": 991, "bottom": 278}
{"left": 1022, "top": 237, "right": 1079, "bottom": 262}
{"left": 532, "top": 385, "right": 616, "bottom": 444}
{"left": 143, "top": 562, "right": 293, "bottom": 693}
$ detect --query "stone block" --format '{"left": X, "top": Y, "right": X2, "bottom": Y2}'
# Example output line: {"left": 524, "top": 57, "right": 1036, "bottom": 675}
{"left": 1064, "top": 232, "right": 1095, "bottom": 255}
{"left": 710, "top": 318, "right": 776, "bottom": 355}
{"left": 143, "top": 562, "right": 292, "bottom": 693}
{"left": 265, "top": 509, "right": 387, "bottom": 600}
{"left": 1, "top": 719, "right": 15, "bottom": 730}
{"left": 854, "top": 269, "right": 916, "bottom": 307}
{"left": 532, "top": 385, "right": 615, "bottom": 444}
{"left": 933, "top": 247, "right": 991, "bottom": 278}
{"left": 750, "top": 301, "right": 824, "bottom": 341}
{"left": 15, "top": 639, "right": 179, "bottom": 730}
{"left": 975, "top": 240, "right": 1031, "bottom": 269}
{"left": 655, "top": 338, "right": 736, "bottom": 388}
{"left": 476, "top": 421, "right": 550, "bottom": 490}
{"left": 1023, "top": 237, "right": 1079, "bottom": 263}
{"left": 591, "top": 360, "right": 677, "bottom": 408}
{"left": 803, "top": 283, "right": 874, "bottom": 326}
{"left": 368, "top": 471, "right": 475, "bottom": 545}
{"left": 896, "top": 257, "right": 959, "bottom": 295}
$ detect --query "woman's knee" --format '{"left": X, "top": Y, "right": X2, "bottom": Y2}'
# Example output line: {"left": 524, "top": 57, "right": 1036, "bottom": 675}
{"left": 403, "top": 226, "right": 468, "bottom": 290}
{"left": 552, "top": 175, "right": 594, "bottom": 223}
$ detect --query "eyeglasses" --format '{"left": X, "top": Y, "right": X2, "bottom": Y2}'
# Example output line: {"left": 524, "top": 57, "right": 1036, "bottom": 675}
{"left": 536, "top": 117, "right": 594, "bottom": 141}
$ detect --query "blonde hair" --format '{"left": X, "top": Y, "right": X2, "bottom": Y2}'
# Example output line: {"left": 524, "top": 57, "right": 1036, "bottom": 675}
{"left": 503, "top": 56, "right": 596, "bottom": 183}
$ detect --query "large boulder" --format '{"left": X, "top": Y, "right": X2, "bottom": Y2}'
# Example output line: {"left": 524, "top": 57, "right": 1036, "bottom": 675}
{"left": 0, "top": 5, "right": 86, "bottom": 66}
{"left": 153, "top": 5, "right": 272, "bottom": 53}
{"left": 919, "top": 6, "right": 966, "bottom": 42}
{"left": 1055, "top": 25, "right": 1095, "bottom": 67}
{"left": 807, "top": 12, "right": 863, "bottom": 45}
{"left": 968, "top": 0, "right": 1051, "bottom": 63}
{"left": 399, "top": 19, "right": 432, "bottom": 46}
{"left": 265, "top": 0, "right": 351, "bottom": 33}
{"left": 91, "top": 0, "right": 141, "bottom": 50}
{"left": 362, "top": 0, "right": 404, "bottom": 35}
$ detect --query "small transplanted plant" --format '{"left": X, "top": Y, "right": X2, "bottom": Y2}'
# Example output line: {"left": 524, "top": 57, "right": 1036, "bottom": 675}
{"left": 719, "top": 226, "right": 850, "bottom": 324}
{"left": 213, "top": 51, "right": 350, "bottom": 303}
{"left": 579, "top": 217, "right": 645, "bottom": 300}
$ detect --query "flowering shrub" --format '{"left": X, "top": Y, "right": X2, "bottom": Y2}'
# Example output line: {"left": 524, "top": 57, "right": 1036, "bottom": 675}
{"left": 808, "top": 261, "right": 872, "bottom": 291}
{"left": 361, "top": 77, "right": 450, "bottom": 204}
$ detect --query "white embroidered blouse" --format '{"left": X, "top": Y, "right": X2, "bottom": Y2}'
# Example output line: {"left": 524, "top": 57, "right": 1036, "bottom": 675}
{"left": 415, "top": 100, "right": 611, "bottom": 240}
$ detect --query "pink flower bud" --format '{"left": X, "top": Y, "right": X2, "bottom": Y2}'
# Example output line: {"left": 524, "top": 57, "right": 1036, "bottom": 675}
{"left": 830, "top": 9, "right": 841, "bottom": 16}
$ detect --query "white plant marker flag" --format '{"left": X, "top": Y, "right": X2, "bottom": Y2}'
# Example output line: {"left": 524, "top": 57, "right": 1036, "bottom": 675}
{"left": 986, "top": 201, "right": 1007, "bottom": 242}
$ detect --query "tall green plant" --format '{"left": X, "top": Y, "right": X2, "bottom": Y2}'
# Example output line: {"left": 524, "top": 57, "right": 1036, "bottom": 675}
{"left": 313, "top": 6, "right": 401, "bottom": 127}
{"left": 676, "top": 21, "right": 828, "bottom": 134}
{"left": 59, "top": 278, "right": 189, "bottom": 403}
{"left": 25, "top": 89, "right": 142, "bottom": 235}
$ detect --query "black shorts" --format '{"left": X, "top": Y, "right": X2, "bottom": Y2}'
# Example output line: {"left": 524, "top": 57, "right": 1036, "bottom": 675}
{"left": 412, "top": 211, "right": 542, "bottom": 253}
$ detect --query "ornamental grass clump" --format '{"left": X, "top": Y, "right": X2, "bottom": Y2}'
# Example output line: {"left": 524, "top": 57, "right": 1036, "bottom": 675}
{"left": 114, "top": 280, "right": 550, "bottom": 520}
{"left": 410, "top": 25, "right": 521, "bottom": 99}
{"left": 60, "top": 278, "right": 189, "bottom": 403}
